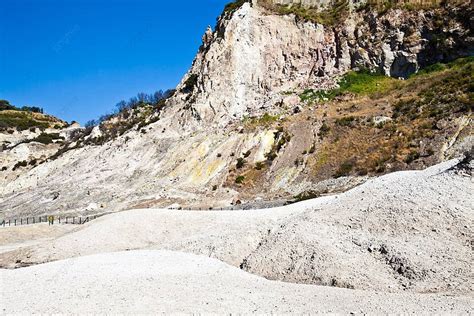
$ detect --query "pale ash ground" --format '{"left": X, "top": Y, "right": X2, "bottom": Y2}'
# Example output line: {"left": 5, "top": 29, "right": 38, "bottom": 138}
{"left": 1, "top": 250, "right": 472, "bottom": 314}
{"left": 0, "top": 159, "right": 472, "bottom": 313}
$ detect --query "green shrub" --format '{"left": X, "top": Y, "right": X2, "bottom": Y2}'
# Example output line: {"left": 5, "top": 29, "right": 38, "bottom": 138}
{"left": 260, "top": 0, "right": 349, "bottom": 26}
{"left": 405, "top": 150, "right": 420, "bottom": 164}
{"left": 31, "top": 133, "right": 63, "bottom": 145}
{"left": 318, "top": 122, "right": 331, "bottom": 138}
{"left": 13, "top": 160, "right": 28, "bottom": 171}
{"left": 223, "top": 0, "right": 249, "bottom": 13}
{"left": 334, "top": 160, "right": 354, "bottom": 178}
{"left": 335, "top": 116, "right": 356, "bottom": 127}
{"left": 182, "top": 74, "right": 198, "bottom": 93}
{"left": 255, "top": 162, "right": 264, "bottom": 170}
{"left": 0, "top": 111, "right": 50, "bottom": 131}
{"left": 236, "top": 157, "right": 246, "bottom": 169}
{"left": 235, "top": 175, "right": 245, "bottom": 184}
{"left": 293, "top": 191, "right": 320, "bottom": 203}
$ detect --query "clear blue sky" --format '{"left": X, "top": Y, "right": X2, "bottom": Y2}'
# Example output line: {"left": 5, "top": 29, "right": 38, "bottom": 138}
{"left": 0, "top": 0, "right": 230, "bottom": 124}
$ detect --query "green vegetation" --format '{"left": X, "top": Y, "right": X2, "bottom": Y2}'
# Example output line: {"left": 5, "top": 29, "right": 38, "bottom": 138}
{"left": 243, "top": 112, "right": 280, "bottom": 128}
{"left": 13, "top": 160, "right": 28, "bottom": 171}
{"left": 255, "top": 161, "right": 265, "bottom": 170}
{"left": 393, "top": 57, "right": 473, "bottom": 122}
{"left": 0, "top": 111, "right": 50, "bottom": 131}
{"left": 335, "top": 116, "right": 356, "bottom": 127}
{"left": 359, "top": 0, "right": 444, "bottom": 13}
{"left": 265, "top": 128, "right": 291, "bottom": 163}
{"left": 300, "top": 70, "right": 396, "bottom": 104}
{"left": 293, "top": 190, "right": 321, "bottom": 203}
{"left": 259, "top": 0, "right": 350, "bottom": 26}
{"left": 0, "top": 100, "right": 43, "bottom": 113}
{"left": 30, "top": 133, "right": 63, "bottom": 145}
{"left": 318, "top": 122, "right": 330, "bottom": 138}
{"left": 307, "top": 57, "right": 473, "bottom": 180}
{"left": 236, "top": 157, "right": 246, "bottom": 169}
{"left": 182, "top": 74, "right": 198, "bottom": 93}
{"left": 334, "top": 159, "right": 355, "bottom": 178}
{"left": 223, "top": 0, "right": 250, "bottom": 14}
{"left": 404, "top": 150, "right": 420, "bottom": 164}
{"left": 235, "top": 175, "right": 245, "bottom": 184}
{"left": 337, "top": 70, "right": 395, "bottom": 95}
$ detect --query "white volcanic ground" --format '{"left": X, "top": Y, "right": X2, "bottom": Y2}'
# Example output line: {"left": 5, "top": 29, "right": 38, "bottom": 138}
{"left": 1, "top": 250, "right": 472, "bottom": 314}
{"left": 0, "top": 158, "right": 473, "bottom": 313}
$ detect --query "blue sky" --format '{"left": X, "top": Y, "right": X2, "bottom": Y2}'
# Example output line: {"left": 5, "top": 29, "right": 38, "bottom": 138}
{"left": 0, "top": 0, "right": 230, "bottom": 124}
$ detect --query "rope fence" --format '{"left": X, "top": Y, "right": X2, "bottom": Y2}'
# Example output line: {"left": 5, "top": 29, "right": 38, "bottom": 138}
{"left": 0, "top": 215, "right": 98, "bottom": 228}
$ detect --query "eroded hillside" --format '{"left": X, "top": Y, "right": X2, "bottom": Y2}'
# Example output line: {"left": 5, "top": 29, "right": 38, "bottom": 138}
{"left": 0, "top": 0, "right": 472, "bottom": 219}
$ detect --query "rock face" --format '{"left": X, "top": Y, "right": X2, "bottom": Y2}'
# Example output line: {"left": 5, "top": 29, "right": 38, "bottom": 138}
{"left": 0, "top": 1, "right": 472, "bottom": 219}
{"left": 172, "top": 0, "right": 472, "bottom": 125}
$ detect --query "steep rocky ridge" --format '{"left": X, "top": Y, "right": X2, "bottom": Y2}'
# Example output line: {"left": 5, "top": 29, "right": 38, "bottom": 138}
{"left": 175, "top": 0, "right": 472, "bottom": 125}
{"left": 0, "top": 0, "right": 472, "bottom": 219}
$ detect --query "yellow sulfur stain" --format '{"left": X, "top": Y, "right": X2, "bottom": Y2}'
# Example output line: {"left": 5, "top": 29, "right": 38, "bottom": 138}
{"left": 254, "top": 130, "right": 276, "bottom": 163}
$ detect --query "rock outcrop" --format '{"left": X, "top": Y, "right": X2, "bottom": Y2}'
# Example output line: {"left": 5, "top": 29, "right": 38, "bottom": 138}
{"left": 171, "top": 0, "right": 472, "bottom": 125}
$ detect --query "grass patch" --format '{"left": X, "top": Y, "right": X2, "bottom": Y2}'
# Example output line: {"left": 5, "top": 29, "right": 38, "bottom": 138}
{"left": 300, "top": 70, "right": 396, "bottom": 104}
{"left": 335, "top": 116, "right": 356, "bottom": 127}
{"left": 0, "top": 111, "right": 50, "bottom": 131}
{"left": 307, "top": 57, "right": 473, "bottom": 180}
{"left": 259, "top": 0, "right": 350, "bottom": 26}
{"left": 243, "top": 113, "right": 280, "bottom": 129}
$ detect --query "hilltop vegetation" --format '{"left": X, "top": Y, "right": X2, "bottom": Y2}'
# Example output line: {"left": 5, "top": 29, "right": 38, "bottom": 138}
{"left": 256, "top": 0, "right": 469, "bottom": 25}
{"left": 0, "top": 100, "right": 66, "bottom": 131}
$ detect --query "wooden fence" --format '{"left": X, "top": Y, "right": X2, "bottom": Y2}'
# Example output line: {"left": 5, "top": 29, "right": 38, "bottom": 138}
{"left": 0, "top": 215, "right": 98, "bottom": 228}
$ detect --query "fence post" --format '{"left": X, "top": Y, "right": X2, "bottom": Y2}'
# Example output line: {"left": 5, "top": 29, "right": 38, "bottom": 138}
{"left": 39, "top": 217, "right": 41, "bottom": 223}
{"left": 59, "top": 217, "right": 61, "bottom": 224}
{"left": 79, "top": 217, "right": 82, "bottom": 224}
{"left": 72, "top": 217, "right": 75, "bottom": 224}
{"left": 14, "top": 219, "right": 17, "bottom": 226}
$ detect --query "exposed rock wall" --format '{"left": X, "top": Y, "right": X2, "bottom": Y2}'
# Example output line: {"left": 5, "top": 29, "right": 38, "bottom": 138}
{"left": 170, "top": 1, "right": 472, "bottom": 125}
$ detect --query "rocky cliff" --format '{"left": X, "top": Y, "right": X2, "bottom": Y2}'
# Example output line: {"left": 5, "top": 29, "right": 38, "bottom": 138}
{"left": 0, "top": 0, "right": 472, "bottom": 219}
{"left": 173, "top": 0, "right": 472, "bottom": 125}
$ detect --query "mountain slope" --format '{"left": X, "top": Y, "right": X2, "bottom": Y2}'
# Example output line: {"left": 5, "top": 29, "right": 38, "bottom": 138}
{"left": 0, "top": 0, "right": 472, "bottom": 219}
